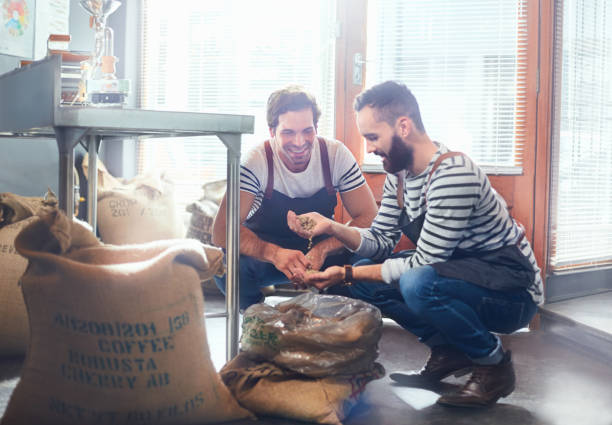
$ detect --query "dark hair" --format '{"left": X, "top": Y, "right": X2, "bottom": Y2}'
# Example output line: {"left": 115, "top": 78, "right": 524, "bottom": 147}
{"left": 266, "top": 85, "right": 322, "bottom": 130}
{"left": 353, "top": 81, "right": 425, "bottom": 133}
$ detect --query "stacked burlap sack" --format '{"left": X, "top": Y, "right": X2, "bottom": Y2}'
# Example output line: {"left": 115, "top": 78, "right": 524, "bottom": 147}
{"left": 0, "top": 191, "right": 55, "bottom": 356}
{"left": 82, "top": 154, "right": 184, "bottom": 245}
{"left": 221, "top": 293, "right": 385, "bottom": 425}
{"left": 1, "top": 205, "right": 253, "bottom": 425}
{"left": 185, "top": 179, "right": 226, "bottom": 294}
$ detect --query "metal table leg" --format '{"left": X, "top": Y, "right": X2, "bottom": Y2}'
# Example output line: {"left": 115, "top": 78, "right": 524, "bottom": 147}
{"left": 87, "top": 136, "right": 101, "bottom": 232}
{"left": 220, "top": 133, "right": 241, "bottom": 361}
{"left": 54, "top": 127, "right": 89, "bottom": 217}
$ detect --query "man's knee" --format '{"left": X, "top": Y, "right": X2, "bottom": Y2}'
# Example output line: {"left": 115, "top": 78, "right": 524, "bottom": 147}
{"left": 398, "top": 265, "right": 439, "bottom": 312}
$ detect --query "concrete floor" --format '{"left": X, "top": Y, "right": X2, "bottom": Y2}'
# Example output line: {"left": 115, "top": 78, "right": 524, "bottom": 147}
{"left": 542, "top": 291, "right": 612, "bottom": 336}
{"left": 1, "top": 293, "right": 612, "bottom": 425}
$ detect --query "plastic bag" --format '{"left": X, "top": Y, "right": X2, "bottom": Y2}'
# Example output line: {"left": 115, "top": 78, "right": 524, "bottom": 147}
{"left": 240, "top": 293, "right": 383, "bottom": 377}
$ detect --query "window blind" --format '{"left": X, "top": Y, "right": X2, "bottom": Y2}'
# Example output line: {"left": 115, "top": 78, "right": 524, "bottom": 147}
{"left": 363, "top": 0, "right": 528, "bottom": 175}
{"left": 138, "top": 0, "right": 336, "bottom": 214}
{"left": 549, "top": 0, "right": 612, "bottom": 271}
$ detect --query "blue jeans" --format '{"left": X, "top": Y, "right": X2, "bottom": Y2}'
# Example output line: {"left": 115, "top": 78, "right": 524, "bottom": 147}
{"left": 215, "top": 251, "right": 359, "bottom": 310}
{"left": 329, "top": 257, "right": 537, "bottom": 361}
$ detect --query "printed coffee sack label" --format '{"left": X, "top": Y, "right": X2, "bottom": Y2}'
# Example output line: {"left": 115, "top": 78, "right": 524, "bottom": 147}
{"left": 0, "top": 217, "right": 36, "bottom": 356}
{"left": 1, "top": 211, "right": 252, "bottom": 425}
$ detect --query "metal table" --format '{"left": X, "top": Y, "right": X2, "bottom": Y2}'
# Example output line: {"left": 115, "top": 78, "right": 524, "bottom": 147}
{"left": 0, "top": 55, "right": 252, "bottom": 360}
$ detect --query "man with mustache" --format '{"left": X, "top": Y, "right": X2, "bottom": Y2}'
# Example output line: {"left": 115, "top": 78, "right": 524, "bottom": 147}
{"left": 212, "top": 86, "right": 377, "bottom": 310}
{"left": 287, "top": 81, "right": 543, "bottom": 407}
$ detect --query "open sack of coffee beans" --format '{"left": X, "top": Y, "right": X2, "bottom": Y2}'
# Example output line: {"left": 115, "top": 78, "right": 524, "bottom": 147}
{"left": 1, "top": 205, "right": 253, "bottom": 425}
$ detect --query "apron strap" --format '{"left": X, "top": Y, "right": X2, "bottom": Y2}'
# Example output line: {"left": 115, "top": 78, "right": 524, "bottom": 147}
{"left": 396, "top": 151, "right": 465, "bottom": 209}
{"left": 318, "top": 137, "right": 335, "bottom": 196}
{"left": 424, "top": 151, "right": 465, "bottom": 196}
{"left": 396, "top": 170, "right": 406, "bottom": 209}
{"left": 263, "top": 140, "right": 275, "bottom": 199}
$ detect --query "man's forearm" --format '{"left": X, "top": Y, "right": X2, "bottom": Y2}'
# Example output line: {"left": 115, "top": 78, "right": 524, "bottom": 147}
{"left": 239, "top": 225, "right": 280, "bottom": 263}
{"left": 314, "top": 214, "right": 372, "bottom": 257}
{"left": 353, "top": 263, "right": 384, "bottom": 282}
{"left": 328, "top": 221, "right": 362, "bottom": 251}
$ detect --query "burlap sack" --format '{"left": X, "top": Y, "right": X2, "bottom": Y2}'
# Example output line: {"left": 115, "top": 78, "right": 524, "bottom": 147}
{"left": 1, "top": 206, "right": 253, "bottom": 425}
{"left": 0, "top": 217, "right": 36, "bottom": 356}
{"left": 81, "top": 153, "right": 124, "bottom": 191}
{"left": 96, "top": 172, "right": 185, "bottom": 245}
{"left": 186, "top": 179, "right": 226, "bottom": 294}
{"left": 221, "top": 353, "right": 385, "bottom": 425}
{"left": 0, "top": 191, "right": 56, "bottom": 356}
{"left": 0, "top": 192, "right": 43, "bottom": 228}
{"left": 200, "top": 179, "right": 226, "bottom": 206}
{"left": 241, "top": 293, "right": 383, "bottom": 377}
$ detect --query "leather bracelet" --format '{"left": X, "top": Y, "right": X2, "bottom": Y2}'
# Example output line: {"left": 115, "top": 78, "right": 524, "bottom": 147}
{"left": 343, "top": 264, "right": 353, "bottom": 286}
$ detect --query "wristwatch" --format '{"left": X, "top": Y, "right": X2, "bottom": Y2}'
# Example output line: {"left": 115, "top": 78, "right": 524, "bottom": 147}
{"left": 343, "top": 264, "right": 353, "bottom": 286}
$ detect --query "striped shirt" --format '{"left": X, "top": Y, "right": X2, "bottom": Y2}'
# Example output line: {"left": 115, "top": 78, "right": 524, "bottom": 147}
{"left": 355, "top": 142, "right": 543, "bottom": 304}
{"left": 240, "top": 137, "right": 366, "bottom": 219}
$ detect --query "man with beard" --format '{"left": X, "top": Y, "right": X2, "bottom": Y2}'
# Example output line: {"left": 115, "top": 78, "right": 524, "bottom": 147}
{"left": 287, "top": 81, "right": 543, "bottom": 407}
{"left": 212, "top": 85, "right": 377, "bottom": 310}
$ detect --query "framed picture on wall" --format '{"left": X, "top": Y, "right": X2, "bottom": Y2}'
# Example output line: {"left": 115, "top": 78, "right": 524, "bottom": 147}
{"left": 0, "top": 0, "right": 35, "bottom": 58}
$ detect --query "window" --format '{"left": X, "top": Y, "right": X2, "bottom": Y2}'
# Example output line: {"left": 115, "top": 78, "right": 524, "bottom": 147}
{"left": 363, "top": 0, "right": 528, "bottom": 175}
{"left": 138, "top": 0, "right": 337, "bottom": 213}
{"left": 549, "top": 0, "right": 612, "bottom": 271}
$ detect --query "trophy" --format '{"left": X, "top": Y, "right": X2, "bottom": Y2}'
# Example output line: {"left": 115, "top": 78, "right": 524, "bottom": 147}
{"left": 79, "top": 0, "right": 130, "bottom": 106}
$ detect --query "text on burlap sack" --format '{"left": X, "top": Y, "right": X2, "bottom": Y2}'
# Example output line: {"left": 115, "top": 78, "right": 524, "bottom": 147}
{"left": 54, "top": 311, "right": 190, "bottom": 391}
{"left": 49, "top": 391, "right": 205, "bottom": 424}
{"left": 107, "top": 199, "right": 169, "bottom": 218}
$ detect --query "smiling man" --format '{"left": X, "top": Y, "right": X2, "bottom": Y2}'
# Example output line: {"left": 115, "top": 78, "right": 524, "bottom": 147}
{"left": 212, "top": 85, "right": 377, "bottom": 310}
{"left": 287, "top": 81, "right": 543, "bottom": 407}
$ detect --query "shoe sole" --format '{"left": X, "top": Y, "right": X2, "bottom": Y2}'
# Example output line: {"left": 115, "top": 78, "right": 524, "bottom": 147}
{"left": 436, "top": 384, "right": 516, "bottom": 408}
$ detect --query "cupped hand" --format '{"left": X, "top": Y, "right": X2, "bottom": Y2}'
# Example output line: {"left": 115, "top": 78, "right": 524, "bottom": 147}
{"left": 287, "top": 210, "right": 332, "bottom": 239}
{"left": 303, "top": 265, "right": 344, "bottom": 290}
{"left": 273, "top": 247, "right": 311, "bottom": 283}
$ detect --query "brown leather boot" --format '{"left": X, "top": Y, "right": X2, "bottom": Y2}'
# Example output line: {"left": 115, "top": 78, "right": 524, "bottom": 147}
{"left": 437, "top": 350, "right": 516, "bottom": 407}
{"left": 390, "top": 344, "right": 473, "bottom": 386}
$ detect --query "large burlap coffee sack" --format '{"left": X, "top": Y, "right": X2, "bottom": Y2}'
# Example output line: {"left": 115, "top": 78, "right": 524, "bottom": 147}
{"left": 96, "top": 172, "right": 185, "bottom": 245}
{"left": 0, "top": 217, "right": 37, "bottom": 356}
{"left": 241, "top": 293, "right": 383, "bottom": 377}
{"left": 0, "top": 191, "right": 57, "bottom": 356}
{"left": 186, "top": 179, "right": 226, "bottom": 294}
{"left": 1, "top": 206, "right": 253, "bottom": 425}
{"left": 221, "top": 353, "right": 385, "bottom": 425}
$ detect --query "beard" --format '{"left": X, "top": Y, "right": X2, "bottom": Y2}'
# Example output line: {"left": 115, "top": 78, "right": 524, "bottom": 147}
{"left": 380, "top": 133, "right": 414, "bottom": 174}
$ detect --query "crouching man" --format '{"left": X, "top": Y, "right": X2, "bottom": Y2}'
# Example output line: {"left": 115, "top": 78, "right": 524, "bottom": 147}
{"left": 288, "top": 81, "right": 542, "bottom": 407}
{"left": 212, "top": 85, "right": 377, "bottom": 310}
